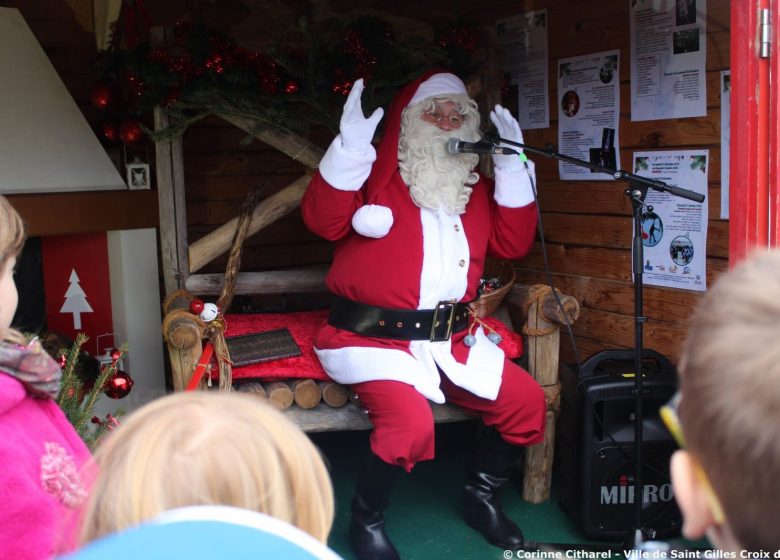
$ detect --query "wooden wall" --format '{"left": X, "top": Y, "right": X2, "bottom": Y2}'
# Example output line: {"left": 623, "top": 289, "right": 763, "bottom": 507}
{"left": 478, "top": 0, "right": 729, "bottom": 365}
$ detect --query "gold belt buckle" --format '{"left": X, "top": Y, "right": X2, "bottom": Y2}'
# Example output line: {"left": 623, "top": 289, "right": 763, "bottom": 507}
{"left": 430, "top": 299, "right": 457, "bottom": 342}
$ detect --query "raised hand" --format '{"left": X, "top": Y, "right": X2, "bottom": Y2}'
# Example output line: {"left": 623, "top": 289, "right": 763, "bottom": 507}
{"left": 340, "top": 79, "right": 385, "bottom": 153}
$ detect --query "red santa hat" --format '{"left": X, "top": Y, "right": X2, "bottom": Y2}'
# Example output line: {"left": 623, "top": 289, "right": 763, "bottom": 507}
{"left": 363, "top": 70, "right": 466, "bottom": 201}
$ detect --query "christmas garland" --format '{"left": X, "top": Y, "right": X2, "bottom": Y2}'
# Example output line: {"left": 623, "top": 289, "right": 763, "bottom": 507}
{"left": 90, "top": 16, "right": 490, "bottom": 144}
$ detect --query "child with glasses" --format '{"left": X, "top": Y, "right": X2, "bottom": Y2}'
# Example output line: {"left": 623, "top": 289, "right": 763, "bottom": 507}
{"left": 664, "top": 250, "right": 780, "bottom": 552}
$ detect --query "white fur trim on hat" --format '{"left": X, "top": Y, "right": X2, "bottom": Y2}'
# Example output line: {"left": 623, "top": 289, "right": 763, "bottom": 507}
{"left": 408, "top": 73, "right": 467, "bottom": 107}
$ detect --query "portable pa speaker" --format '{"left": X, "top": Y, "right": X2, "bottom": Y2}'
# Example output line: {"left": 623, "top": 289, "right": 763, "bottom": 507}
{"left": 556, "top": 349, "right": 682, "bottom": 540}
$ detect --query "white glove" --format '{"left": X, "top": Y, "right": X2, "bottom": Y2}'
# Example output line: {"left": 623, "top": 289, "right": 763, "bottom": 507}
{"left": 340, "top": 79, "right": 384, "bottom": 154}
{"left": 490, "top": 105, "right": 525, "bottom": 172}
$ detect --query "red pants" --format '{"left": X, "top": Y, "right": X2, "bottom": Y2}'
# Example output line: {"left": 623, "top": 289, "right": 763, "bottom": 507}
{"left": 350, "top": 360, "right": 546, "bottom": 472}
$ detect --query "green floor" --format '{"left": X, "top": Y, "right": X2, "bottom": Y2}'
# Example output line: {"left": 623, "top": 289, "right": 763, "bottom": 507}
{"left": 310, "top": 421, "right": 620, "bottom": 560}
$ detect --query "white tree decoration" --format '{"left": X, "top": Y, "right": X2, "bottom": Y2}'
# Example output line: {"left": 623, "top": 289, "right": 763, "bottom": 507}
{"left": 60, "top": 269, "right": 94, "bottom": 329}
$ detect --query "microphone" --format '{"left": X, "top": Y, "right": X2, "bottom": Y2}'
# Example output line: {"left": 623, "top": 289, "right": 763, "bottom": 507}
{"left": 446, "top": 137, "right": 519, "bottom": 156}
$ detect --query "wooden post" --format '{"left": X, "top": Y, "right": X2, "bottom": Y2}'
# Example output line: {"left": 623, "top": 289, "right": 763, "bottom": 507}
{"left": 505, "top": 284, "right": 580, "bottom": 504}
{"left": 292, "top": 379, "right": 322, "bottom": 409}
{"left": 151, "top": 27, "right": 190, "bottom": 295}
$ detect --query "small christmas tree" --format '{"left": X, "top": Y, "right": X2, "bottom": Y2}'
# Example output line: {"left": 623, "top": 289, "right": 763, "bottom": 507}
{"left": 54, "top": 333, "right": 127, "bottom": 448}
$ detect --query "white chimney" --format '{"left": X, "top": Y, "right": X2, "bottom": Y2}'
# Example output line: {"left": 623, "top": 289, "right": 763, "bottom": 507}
{"left": 0, "top": 7, "right": 126, "bottom": 194}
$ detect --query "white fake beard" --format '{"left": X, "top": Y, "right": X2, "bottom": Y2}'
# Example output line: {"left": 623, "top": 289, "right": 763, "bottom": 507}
{"left": 398, "top": 109, "right": 480, "bottom": 215}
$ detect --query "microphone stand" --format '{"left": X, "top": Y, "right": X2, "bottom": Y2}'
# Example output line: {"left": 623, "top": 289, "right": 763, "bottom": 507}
{"left": 492, "top": 135, "right": 703, "bottom": 546}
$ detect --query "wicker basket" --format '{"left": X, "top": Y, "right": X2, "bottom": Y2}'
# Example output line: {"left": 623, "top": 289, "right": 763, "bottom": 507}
{"left": 471, "top": 259, "right": 516, "bottom": 318}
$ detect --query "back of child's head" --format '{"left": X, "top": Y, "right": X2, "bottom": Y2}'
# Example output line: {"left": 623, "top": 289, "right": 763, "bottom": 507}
{"left": 79, "top": 390, "right": 335, "bottom": 545}
{"left": 0, "top": 195, "right": 27, "bottom": 343}
{"left": 678, "top": 250, "right": 780, "bottom": 551}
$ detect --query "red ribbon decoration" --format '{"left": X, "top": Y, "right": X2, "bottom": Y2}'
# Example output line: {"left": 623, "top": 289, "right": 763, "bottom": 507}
{"left": 185, "top": 342, "right": 215, "bottom": 391}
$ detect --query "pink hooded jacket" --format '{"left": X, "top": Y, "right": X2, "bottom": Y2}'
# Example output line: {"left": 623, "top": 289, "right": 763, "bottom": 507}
{"left": 0, "top": 371, "right": 91, "bottom": 558}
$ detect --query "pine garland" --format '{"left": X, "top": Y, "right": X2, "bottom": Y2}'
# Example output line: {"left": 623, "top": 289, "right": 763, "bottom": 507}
{"left": 93, "top": 16, "right": 488, "bottom": 142}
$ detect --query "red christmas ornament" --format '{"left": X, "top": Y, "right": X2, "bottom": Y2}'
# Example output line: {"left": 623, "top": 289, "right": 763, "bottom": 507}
{"left": 119, "top": 119, "right": 143, "bottom": 144}
{"left": 104, "top": 370, "right": 134, "bottom": 399}
{"left": 89, "top": 83, "right": 114, "bottom": 110}
{"left": 284, "top": 80, "right": 299, "bottom": 94}
{"left": 110, "top": 348, "right": 122, "bottom": 362}
{"left": 58, "top": 354, "right": 67, "bottom": 368}
{"left": 101, "top": 122, "right": 118, "bottom": 143}
{"left": 189, "top": 298, "right": 205, "bottom": 315}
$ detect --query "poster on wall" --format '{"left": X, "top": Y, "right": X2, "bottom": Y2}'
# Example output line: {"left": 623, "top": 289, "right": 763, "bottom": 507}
{"left": 632, "top": 150, "right": 709, "bottom": 292}
{"left": 720, "top": 70, "right": 730, "bottom": 219}
{"left": 41, "top": 232, "right": 114, "bottom": 345}
{"left": 557, "top": 49, "right": 621, "bottom": 181}
{"left": 496, "top": 9, "right": 549, "bottom": 130}
{"left": 629, "top": 0, "right": 707, "bottom": 121}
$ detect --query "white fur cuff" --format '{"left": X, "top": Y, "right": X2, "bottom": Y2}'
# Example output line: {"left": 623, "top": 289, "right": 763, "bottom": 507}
{"left": 352, "top": 204, "right": 394, "bottom": 238}
{"left": 318, "top": 134, "right": 377, "bottom": 191}
{"left": 494, "top": 159, "right": 536, "bottom": 208}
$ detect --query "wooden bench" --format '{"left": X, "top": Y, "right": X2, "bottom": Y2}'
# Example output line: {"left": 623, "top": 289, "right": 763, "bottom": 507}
{"left": 162, "top": 282, "right": 579, "bottom": 503}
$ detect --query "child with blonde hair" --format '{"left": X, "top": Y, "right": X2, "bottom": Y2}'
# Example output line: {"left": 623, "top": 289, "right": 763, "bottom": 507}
{"left": 0, "top": 195, "right": 91, "bottom": 558}
{"left": 79, "top": 390, "right": 335, "bottom": 546}
{"left": 665, "top": 250, "right": 780, "bottom": 552}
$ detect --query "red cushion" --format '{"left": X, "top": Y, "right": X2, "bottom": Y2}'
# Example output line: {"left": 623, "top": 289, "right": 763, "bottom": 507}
{"left": 225, "top": 310, "right": 331, "bottom": 382}
{"left": 222, "top": 311, "right": 523, "bottom": 382}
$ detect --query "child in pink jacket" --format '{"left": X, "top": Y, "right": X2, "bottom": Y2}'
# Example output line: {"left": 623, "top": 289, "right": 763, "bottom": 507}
{"left": 0, "top": 195, "right": 91, "bottom": 559}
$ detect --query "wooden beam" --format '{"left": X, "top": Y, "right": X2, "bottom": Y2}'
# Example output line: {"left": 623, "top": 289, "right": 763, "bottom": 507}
{"left": 218, "top": 115, "right": 324, "bottom": 170}
{"left": 185, "top": 267, "right": 329, "bottom": 296}
{"left": 188, "top": 173, "right": 312, "bottom": 273}
{"left": 8, "top": 190, "right": 158, "bottom": 236}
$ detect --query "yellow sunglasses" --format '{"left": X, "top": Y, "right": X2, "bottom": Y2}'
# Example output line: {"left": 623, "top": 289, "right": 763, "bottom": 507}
{"left": 660, "top": 391, "right": 726, "bottom": 525}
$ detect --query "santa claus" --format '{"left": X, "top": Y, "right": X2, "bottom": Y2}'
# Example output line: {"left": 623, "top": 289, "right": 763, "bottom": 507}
{"left": 301, "top": 70, "right": 545, "bottom": 559}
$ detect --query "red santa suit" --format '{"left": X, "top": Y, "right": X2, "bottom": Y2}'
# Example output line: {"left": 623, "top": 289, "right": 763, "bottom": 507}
{"left": 301, "top": 71, "right": 545, "bottom": 470}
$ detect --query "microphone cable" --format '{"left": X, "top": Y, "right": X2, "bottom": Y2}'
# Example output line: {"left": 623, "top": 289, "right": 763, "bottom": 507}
{"left": 518, "top": 152, "right": 582, "bottom": 374}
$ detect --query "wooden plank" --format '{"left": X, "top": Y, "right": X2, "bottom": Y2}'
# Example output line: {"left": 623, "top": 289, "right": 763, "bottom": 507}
{"left": 285, "top": 401, "right": 477, "bottom": 433}
{"left": 513, "top": 270, "right": 704, "bottom": 325}
{"left": 518, "top": 244, "right": 728, "bottom": 284}
{"left": 185, "top": 268, "right": 329, "bottom": 296}
{"left": 7, "top": 191, "right": 158, "bottom": 236}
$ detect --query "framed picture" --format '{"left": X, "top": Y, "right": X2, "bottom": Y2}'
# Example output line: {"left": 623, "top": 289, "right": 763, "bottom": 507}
{"left": 126, "top": 161, "right": 150, "bottom": 190}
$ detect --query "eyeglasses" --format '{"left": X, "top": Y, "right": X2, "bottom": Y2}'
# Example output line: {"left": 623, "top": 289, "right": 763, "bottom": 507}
{"left": 421, "top": 110, "right": 465, "bottom": 129}
{"left": 660, "top": 391, "right": 726, "bottom": 524}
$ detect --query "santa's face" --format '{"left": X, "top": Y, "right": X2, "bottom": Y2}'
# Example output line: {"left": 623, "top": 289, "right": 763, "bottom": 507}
{"left": 398, "top": 95, "right": 481, "bottom": 215}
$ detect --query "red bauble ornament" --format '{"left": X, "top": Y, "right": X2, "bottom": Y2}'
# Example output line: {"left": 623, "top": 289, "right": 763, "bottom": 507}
{"left": 110, "top": 348, "right": 122, "bottom": 362}
{"left": 119, "top": 119, "right": 143, "bottom": 144}
{"left": 89, "top": 83, "right": 114, "bottom": 110}
{"left": 101, "top": 122, "right": 119, "bottom": 143}
{"left": 58, "top": 354, "right": 67, "bottom": 368}
{"left": 189, "top": 298, "right": 205, "bottom": 315}
{"left": 104, "top": 370, "right": 134, "bottom": 399}
{"left": 284, "top": 80, "right": 299, "bottom": 94}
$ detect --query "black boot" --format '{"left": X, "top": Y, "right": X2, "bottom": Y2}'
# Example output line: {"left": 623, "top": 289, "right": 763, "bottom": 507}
{"left": 350, "top": 453, "right": 402, "bottom": 560}
{"left": 463, "top": 427, "right": 525, "bottom": 550}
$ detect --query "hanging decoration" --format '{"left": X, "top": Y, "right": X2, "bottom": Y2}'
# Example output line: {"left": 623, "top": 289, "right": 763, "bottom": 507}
{"left": 92, "top": 16, "right": 487, "bottom": 142}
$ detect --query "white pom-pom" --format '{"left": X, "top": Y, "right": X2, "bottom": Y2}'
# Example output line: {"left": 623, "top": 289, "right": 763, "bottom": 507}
{"left": 200, "top": 303, "right": 219, "bottom": 322}
{"left": 351, "top": 205, "right": 394, "bottom": 238}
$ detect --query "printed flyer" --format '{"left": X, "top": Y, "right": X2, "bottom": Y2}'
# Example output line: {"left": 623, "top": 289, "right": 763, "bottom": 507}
{"left": 557, "top": 50, "right": 621, "bottom": 181}
{"left": 633, "top": 150, "right": 709, "bottom": 291}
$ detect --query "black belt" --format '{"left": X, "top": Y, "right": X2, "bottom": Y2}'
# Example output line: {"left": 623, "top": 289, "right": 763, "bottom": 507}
{"left": 328, "top": 294, "right": 472, "bottom": 341}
